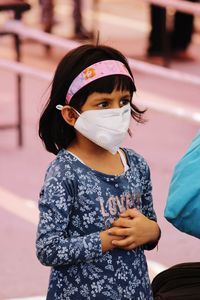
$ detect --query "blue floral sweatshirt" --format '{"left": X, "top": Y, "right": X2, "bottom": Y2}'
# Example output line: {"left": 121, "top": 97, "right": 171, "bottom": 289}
{"left": 36, "top": 148, "right": 158, "bottom": 300}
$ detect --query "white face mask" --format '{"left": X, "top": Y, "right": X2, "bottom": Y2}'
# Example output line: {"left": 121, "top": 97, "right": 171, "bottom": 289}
{"left": 74, "top": 104, "right": 131, "bottom": 154}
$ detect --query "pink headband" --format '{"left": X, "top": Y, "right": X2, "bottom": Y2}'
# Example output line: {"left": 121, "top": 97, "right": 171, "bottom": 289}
{"left": 66, "top": 60, "right": 133, "bottom": 103}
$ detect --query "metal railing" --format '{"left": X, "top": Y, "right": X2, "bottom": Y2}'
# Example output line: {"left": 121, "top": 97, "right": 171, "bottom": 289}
{"left": 2, "top": 20, "right": 200, "bottom": 86}
{"left": 0, "top": 58, "right": 199, "bottom": 126}
{"left": 1, "top": 0, "right": 200, "bottom": 146}
{"left": 141, "top": 0, "right": 200, "bottom": 15}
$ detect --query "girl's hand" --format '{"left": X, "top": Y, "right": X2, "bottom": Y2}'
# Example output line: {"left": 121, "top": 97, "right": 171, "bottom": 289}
{"left": 100, "top": 229, "right": 124, "bottom": 253}
{"left": 108, "top": 208, "right": 160, "bottom": 250}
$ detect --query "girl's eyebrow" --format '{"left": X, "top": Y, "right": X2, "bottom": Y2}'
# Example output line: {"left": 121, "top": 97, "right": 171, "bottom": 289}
{"left": 92, "top": 93, "right": 131, "bottom": 102}
{"left": 89, "top": 96, "right": 114, "bottom": 104}
{"left": 121, "top": 94, "right": 131, "bottom": 98}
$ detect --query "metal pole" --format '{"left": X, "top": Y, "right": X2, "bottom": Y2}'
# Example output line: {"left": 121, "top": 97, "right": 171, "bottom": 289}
{"left": 14, "top": 10, "right": 23, "bottom": 146}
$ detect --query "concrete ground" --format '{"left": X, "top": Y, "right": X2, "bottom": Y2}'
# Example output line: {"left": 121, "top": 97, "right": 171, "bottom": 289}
{"left": 0, "top": 0, "right": 200, "bottom": 299}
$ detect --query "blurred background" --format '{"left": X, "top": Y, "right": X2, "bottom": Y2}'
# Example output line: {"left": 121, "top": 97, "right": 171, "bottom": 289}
{"left": 0, "top": 0, "right": 200, "bottom": 299}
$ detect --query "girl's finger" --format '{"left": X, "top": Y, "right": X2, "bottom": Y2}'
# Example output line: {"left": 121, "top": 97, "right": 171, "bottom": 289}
{"left": 123, "top": 242, "right": 137, "bottom": 251}
{"left": 108, "top": 227, "right": 131, "bottom": 236}
{"left": 112, "top": 218, "right": 133, "bottom": 228}
{"left": 112, "top": 236, "right": 133, "bottom": 247}
{"left": 119, "top": 211, "right": 129, "bottom": 217}
{"left": 120, "top": 208, "right": 140, "bottom": 218}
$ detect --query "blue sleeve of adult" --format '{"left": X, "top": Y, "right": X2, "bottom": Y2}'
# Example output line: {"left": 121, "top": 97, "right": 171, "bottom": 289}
{"left": 164, "top": 130, "right": 200, "bottom": 238}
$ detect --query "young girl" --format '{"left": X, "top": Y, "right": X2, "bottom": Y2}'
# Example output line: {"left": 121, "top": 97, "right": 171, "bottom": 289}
{"left": 36, "top": 44, "right": 161, "bottom": 300}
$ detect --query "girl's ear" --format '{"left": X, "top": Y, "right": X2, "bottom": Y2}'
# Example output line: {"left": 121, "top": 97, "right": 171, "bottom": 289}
{"left": 61, "top": 106, "right": 78, "bottom": 126}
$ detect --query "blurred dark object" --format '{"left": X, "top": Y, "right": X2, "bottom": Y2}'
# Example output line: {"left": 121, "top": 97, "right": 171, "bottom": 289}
{"left": 147, "top": 1, "right": 198, "bottom": 64}
{"left": 152, "top": 262, "right": 200, "bottom": 300}
{"left": 39, "top": 0, "right": 94, "bottom": 40}
{"left": 0, "top": 0, "right": 30, "bottom": 19}
{"left": 0, "top": 0, "right": 31, "bottom": 146}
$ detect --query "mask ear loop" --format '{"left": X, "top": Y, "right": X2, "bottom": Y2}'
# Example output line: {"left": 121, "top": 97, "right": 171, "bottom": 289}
{"left": 56, "top": 105, "right": 81, "bottom": 119}
{"left": 56, "top": 104, "right": 64, "bottom": 110}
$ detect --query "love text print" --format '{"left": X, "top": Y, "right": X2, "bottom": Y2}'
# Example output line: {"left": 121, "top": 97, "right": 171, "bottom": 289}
{"left": 99, "top": 193, "right": 141, "bottom": 229}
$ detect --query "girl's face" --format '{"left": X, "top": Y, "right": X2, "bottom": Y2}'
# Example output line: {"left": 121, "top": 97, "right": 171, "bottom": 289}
{"left": 61, "top": 89, "right": 131, "bottom": 129}
{"left": 80, "top": 89, "right": 131, "bottom": 112}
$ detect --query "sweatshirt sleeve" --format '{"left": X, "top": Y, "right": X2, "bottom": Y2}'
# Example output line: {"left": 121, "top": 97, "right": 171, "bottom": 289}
{"left": 36, "top": 163, "right": 102, "bottom": 267}
{"left": 140, "top": 159, "right": 161, "bottom": 250}
{"left": 141, "top": 161, "right": 156, "bottom": 221}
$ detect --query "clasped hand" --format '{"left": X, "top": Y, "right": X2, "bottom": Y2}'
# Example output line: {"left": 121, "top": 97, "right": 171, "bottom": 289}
{"left": 107, "top": 208, "right": 159, "bottom": 251}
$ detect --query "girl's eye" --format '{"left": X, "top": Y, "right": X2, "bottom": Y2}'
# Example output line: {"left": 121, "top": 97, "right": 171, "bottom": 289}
{"left": 97, "top": 101, "right": 109, "bottom": 108}
{"left": 120, "top": 98, "right": 130, "bottom": 107}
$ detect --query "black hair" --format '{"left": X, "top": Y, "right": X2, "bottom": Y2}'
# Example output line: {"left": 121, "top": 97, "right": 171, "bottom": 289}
{"left": 39, "top": 44, "right": 146, "bottom": 155}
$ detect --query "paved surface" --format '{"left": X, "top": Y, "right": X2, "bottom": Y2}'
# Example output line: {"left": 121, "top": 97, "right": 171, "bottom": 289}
{"left": 0, "top": 0, "right": 200, "bottom": 299}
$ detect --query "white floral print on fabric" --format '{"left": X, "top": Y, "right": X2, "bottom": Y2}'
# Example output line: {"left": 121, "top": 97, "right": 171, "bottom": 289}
{"left": 36, "top": 148, "right": 157, "bottom": 299}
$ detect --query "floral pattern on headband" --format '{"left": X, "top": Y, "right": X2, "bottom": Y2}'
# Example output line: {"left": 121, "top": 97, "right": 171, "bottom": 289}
{"left": 83, "top": 67, "right": 96, "bottom": 79}
{"left": 66, "top": 60, "right": 133, "bottom": 103}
